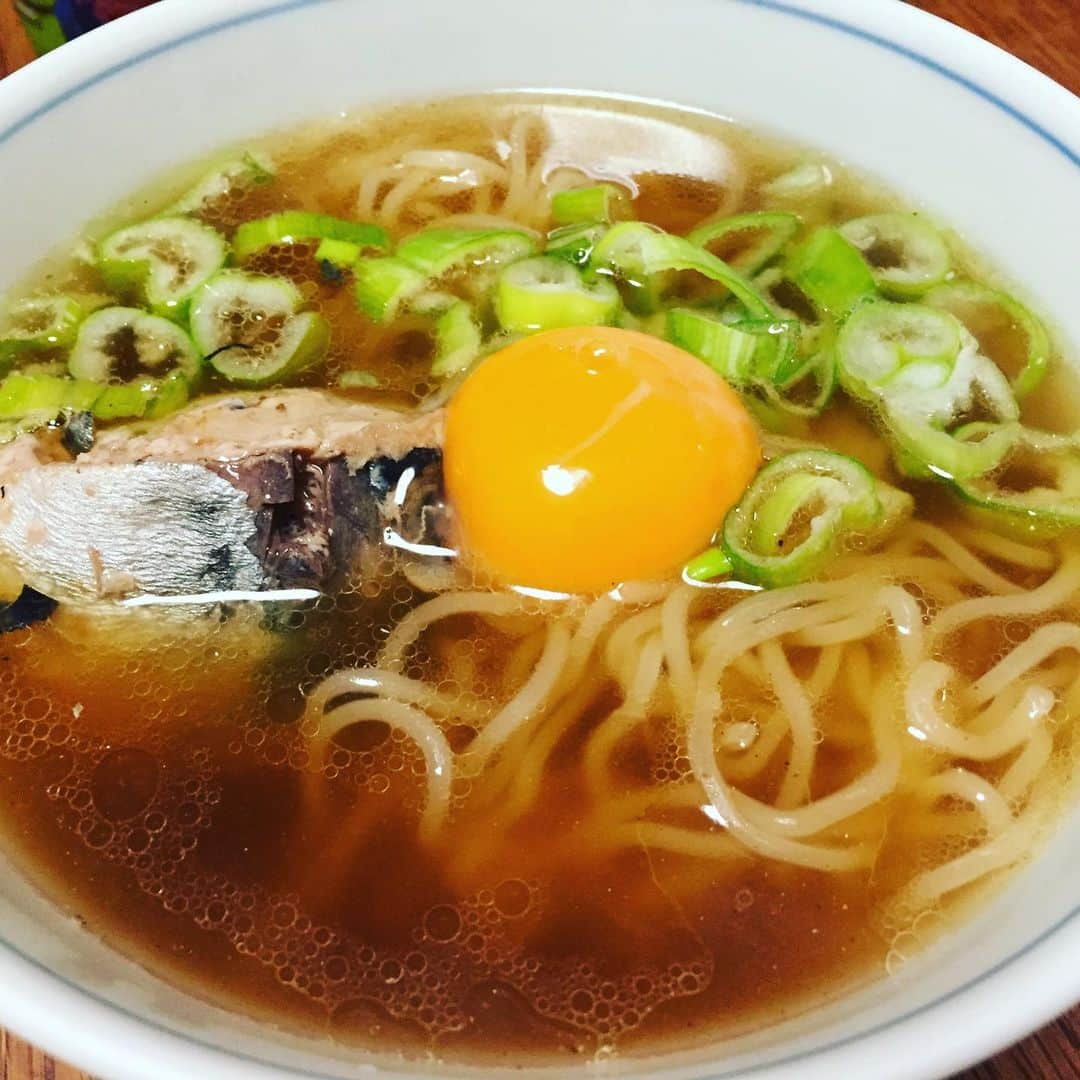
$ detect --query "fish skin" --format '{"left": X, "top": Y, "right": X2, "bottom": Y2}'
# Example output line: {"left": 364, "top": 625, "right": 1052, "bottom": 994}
{"left": 0, "top": 390, "right": 447, "bottom": 605}
{"left": 0, "top": 460, "right": 268, "bottom": 601}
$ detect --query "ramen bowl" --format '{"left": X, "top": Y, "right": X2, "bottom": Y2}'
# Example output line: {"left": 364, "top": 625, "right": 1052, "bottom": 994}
{"left": 0, "top": 1, "right": 1077, "bottom": 1078}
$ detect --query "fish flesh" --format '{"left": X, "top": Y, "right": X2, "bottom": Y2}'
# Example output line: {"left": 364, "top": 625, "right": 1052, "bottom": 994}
{"left": 0, "top": 390, "right": 446, "bottom": 604}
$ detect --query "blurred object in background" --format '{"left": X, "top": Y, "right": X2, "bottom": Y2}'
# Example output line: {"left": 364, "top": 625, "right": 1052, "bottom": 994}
{"left": 15, "top": 0, "right": 158, "bottom": 54}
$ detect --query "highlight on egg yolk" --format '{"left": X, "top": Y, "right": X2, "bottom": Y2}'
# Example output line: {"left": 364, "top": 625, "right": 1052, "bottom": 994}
{"left": 444, "top": 326, "right": 760, "bottom": 594}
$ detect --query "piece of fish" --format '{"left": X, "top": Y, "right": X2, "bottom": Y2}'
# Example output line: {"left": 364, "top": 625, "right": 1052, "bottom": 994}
{"left": 0, "top": 389, "right": 447, "bottom": 604}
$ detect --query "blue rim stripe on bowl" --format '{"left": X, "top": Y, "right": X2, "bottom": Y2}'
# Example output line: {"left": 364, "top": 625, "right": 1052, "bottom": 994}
{"left": 0, "top": 2, "right": 1076, "bottom": 1077}
{"left": 749, "top": 0, "right": 1079, "bottom": 167}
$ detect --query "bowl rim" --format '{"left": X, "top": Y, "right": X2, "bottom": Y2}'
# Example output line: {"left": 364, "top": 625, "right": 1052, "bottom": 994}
{"left": 0, "top": 1, "right": 1077, "bottom": 1078}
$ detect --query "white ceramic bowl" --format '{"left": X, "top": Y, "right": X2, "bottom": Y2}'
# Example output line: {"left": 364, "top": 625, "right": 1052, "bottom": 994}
{"left": 0, "top": 1, "right": 1078, "bottom": 1077}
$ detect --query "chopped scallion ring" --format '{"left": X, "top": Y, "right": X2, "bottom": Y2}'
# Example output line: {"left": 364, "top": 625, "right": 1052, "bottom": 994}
{"left": 354, "top": 258, "right": 428, "bottom": 323}
{"left": 68, "top": 306, "right": 201, "bottom": 383}
{"left": 395, "top": 227, "right": 537, "bottom": 278}
{"left": 925, "top": 281, "right": 1050, "bottom": 398}
{"left": 0, "top": 296, "right": 92, "bottom": 364}
{"left": 683, "top": 546, "right": 733, "bottom": 583}
{"left": 688, "top": 211, "right": 801, "bottom": 276}
{"left": 784, "top": 227, "right": 877, "bottom": 319}
{"left": 164, "top": 151, "right": 274, "bottom": 216}
{"left": 592, "top": 222, "right": 774, "bottom": 319}
{"left": 190, "top": 271, "right": 329, "bottom": 385}
{"left": 952, "top": 426, "right": 1080, "bottom": 536}
{"left": 545, "top": 221, "right": 608, "bottom": 266}
{"left": 495, "top": 256, "right": 620, "bottom": 334}
{"left": 233, "top": 211, "right": 388, "bottom": 261}
{"left": 550, "top": 183, "right": 629, "bottom": 226}
{"left": 98, "top": 216, "right": 228, "bottom": 320}
{"left": 839, "top": 213, "right": 950, "bottom": 299}
{"left": 722, "top": 450, "right": 889, "bottom": 587}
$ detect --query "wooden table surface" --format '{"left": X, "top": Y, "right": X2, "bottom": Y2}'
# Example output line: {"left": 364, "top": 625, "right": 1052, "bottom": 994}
{"left": 0, "top": 0, "right": 1078, "bottom": 1077}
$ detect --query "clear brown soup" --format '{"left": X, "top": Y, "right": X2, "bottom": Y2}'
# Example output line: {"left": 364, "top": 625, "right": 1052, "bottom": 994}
{"left": 0, "top": 96, "right": 1077, "bottom": 1067}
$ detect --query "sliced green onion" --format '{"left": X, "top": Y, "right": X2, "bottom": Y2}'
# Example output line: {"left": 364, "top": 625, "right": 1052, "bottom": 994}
{"left": 0, "top": 296, "right": 90, "bottom": 363}
{"left": 748, "top": 266, "right": 820, "bottom": 326}
{"left": 165, "top": 151, "right": 274, "bottom": 216}
{"left": 431, "top": 300, "right": 482, "bottom": 378}
{"left": 683, "top": 546, "right": 733, "bottom": 583}
{"left": 144, "top": 370, "right": 190, "bottom": 418}
{"left": 407, "top": 292, "right": 482, "bottom": 378}
{"left": 874, "top": 480, "right": 917, "bottom": 542}
{"left": 839, "top": 213, "right": 950, "bottom": 298}
{"left": 0, "top": 354, "right": 188, "bottom": 425}
{"left": 356, "top": 229, "right": 537, "bottom": 323}
{"left": 838, "top": 300, "right": 1017, "bottom": 423}
{"left": 190, "top": 271, "right": 329, "bottom": 385}
{"left": 615, "top": 310, "right": 668, "bottom": 337}
{"left": 667, "top": 308, "right": 830, "bottom": 416}
{"left": 952, "top": 426, "right": 1080, "bottom": 536}
{"left": 84, "top": 370, "right": 189, "bottom": 422}
{"left": 0, "top": 372, "right": 101, "bottom": 418}
{"left": 925, "top": 281, "right": 1050, "bottom": 398}
{"left": 395, "top": 227, "right": 537, "bottom": 278}
{"left": 98, "top": 216, "right": 228, "bottom": 320}
{"left": 592, "top": 222, "right": 774, "bottom": 318}
{"left": 667, "top": 308, "right": 759, "bottom": 382}
{"left": 354, "top": 257, "right": 428, "bottom": 322}
{"left": 759, "top": 432, "right": 833, "bottom": 461}
{"left": 233, "top": 211, "right": 388, "bottom": 261}
{"left": 836, "top": 300, "right": 963, "bottom": 402}
{"left": 785, "top": 227, "right": 877, "bottom": 319}
{"left": 551, "top": 183, "right": 629, "bottom": 226}
{"left": 91, "top": 370, "right": 186, "bottom": 421}
{"left": 887, "top": 411, "right": 1017, "bottom": 481}
{"left": 68, "top": 307, "right": 201, "bottom": 383}
{"left": 763, "top": 345, "right": 837, "bottom": 419}
{"left": 315, "top": 237, "right": 362, "bottom": 269}
{"left": 743, "top": 318, "right": 804, "bottom": 385}
{"left": 495, "top": 256, "right": 620, "bottom": 334}
{"left": 722, "top": 450, "right": 883, "bottom": 588}
{"left": 740, "top": 395, "right": 805, "bottom": 436}
{"left": 91, "top": 382, "right": 151, "bottom": 420}
{"left": 762, "top": 162, "right": 832, "bottom": 202}
{"left": 338, "top": 370, "right": 380, "bottom": 389}
{"left": 687, "top": 212, "right": 801, "bottom": 275}
{"left": 836, "top": 300, "right": 1019, "bottom": 479}
{"left": 545, "top": 221, "right": 608, "bottom": 267}
{"left": 667, "top": 308, "right": 807, "bottom": 396}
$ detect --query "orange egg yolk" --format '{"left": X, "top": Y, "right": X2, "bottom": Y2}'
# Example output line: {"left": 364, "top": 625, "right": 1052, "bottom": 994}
{"left": 443, "top": 326, "right": 760, "bottom": 594}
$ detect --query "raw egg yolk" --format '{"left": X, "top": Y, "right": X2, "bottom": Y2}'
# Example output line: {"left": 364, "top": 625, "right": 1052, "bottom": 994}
{"left": 444, "top": 326, "right": 760, "bottom": 594}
